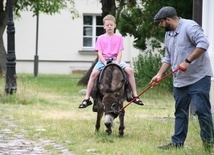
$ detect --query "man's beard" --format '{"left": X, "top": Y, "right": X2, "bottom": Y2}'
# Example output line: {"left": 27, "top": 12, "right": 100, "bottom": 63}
{"left": 164, "top": 23, "right": 171, "bottom": 31}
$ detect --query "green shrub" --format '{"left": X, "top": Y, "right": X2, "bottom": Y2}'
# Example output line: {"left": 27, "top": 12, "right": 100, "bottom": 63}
{"left": 133, "top": 50, "right": 173, "bottom": 92}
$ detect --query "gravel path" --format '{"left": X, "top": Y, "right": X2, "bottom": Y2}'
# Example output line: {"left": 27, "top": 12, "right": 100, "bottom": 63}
{"left": 0, "top": 108, "right": 74, "bottom": 155}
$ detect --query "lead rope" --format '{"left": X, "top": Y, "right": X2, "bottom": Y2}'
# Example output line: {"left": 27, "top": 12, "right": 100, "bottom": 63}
{"left": 120, "top": 68, "right": 179, "bottom": 111}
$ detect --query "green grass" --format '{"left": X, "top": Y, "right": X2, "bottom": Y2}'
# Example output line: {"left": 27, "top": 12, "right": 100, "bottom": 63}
{"left": 0, "top": 74, "right": 212, "bottom": 155}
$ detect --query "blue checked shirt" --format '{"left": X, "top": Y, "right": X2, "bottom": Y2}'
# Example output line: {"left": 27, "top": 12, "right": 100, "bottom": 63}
{"left": 163, "top": 18, "right": 213, "bottom": 87}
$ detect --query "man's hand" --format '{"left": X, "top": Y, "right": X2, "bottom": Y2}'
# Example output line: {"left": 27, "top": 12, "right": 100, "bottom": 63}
{"left": 178, "top": 60, "right": 190, "bottom": 72}
{"left": 178, "top": 65, "right": 187, "bottom": 72}
{"left": 149, "top": 74, "right": 162, "bottom": 87}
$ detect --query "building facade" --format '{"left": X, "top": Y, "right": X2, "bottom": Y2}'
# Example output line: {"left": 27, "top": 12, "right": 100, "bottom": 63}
{"left": 3, "top": 0, "right": 140, "bottom": 74}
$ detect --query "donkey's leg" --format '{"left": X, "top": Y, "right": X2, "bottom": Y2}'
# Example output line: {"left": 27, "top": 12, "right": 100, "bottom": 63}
{"left": 95, "top": 110, "right": 103, "bottom": 132}
{"left": 118, "top": 110, "right": 125, "bottom": 137}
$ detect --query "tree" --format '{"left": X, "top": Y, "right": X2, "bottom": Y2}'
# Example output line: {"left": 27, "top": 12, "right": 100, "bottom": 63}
{"left": 0, "top": 0, "right": 77, "bottom": 76}
{"left": 116, "top": 0, "right": 193, "bottom": 50}
{"left": 0, "top": 0, "right": 8, "bottom": 76}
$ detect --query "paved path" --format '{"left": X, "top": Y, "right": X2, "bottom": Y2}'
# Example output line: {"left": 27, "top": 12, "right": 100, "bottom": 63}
{"left": 0, "top": 108, "right": 74, "bottom": 155}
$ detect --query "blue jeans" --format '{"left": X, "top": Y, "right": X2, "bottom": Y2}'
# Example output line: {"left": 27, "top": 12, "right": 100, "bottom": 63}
{"left": 172, "top": 76, "right": 214, "bottom": 144}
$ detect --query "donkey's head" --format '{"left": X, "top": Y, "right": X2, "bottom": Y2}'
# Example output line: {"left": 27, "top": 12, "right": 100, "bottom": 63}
{"left": 98, "top": 78, "right": 125, "bottom": 127}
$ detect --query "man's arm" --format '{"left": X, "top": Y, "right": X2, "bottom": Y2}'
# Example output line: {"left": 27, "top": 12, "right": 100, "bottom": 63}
{"left": 150, "top": 62, "right": 171, "bottom": 85}
{"left": 179, "top": 47, "right": 206, "bottom": 70}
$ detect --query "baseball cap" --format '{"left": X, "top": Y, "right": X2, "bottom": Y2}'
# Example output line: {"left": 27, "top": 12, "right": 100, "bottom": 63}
{"left": 154, "top": 6, "right": 177, "bottom": 22}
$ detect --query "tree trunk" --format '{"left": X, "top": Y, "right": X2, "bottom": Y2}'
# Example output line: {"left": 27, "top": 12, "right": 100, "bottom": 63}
{"left": 77, "top": 0, "right": 116, "bottom": 85}
{"left": 100, "top": 0, "right": 116, "bottom": 17}
{"left": 193, "top": 0, "right": 202, "bottom": 26}
{"left": 0, "top": 10, "right": 7, "bottom": 76}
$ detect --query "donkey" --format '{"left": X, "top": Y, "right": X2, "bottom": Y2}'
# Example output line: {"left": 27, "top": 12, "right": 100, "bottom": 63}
{"left": 91, "top": 63, "right": 131, "bottom": 137}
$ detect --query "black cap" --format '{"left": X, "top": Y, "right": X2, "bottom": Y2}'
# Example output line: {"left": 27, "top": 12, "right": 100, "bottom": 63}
{"left": 154, "top": 6, "right": 177, "bottom": 22}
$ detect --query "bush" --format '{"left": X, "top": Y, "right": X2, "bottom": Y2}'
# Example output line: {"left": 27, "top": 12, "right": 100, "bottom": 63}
{"left": 133, "top": 50, "right": 173, "bottom": 92}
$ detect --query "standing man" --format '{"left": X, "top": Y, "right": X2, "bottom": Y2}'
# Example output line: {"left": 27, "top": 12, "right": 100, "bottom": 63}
{"left": 151, "top": 6, "right": 214, "bottom": 151}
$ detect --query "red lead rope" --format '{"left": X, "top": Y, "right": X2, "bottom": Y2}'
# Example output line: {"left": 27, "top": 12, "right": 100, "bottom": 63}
{"left": 120, "top": 68, "right": 179, "bottom": 111}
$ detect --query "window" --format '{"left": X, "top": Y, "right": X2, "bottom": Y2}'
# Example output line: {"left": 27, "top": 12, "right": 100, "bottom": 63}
{"left": 83, "top": 15, "right": 103, "bottom": 49}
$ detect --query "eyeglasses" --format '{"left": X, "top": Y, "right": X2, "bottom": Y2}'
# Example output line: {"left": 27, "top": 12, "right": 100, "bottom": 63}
{"left": 159, "top": 19, "right": 165, "bottom": 26}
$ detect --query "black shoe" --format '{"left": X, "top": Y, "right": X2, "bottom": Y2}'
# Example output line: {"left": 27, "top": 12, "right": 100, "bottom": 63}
{"left": 127, "top": 96, "right": 144, "bottom": 106}
{"left": 157, "top": 143, "right": 184, "bottom": 150}
{"left": 78, "top": 99, "right": 92, "bottom": 108}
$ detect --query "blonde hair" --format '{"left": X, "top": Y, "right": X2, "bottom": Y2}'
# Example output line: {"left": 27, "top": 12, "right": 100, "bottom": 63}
{"left": 103, "top": 15, "right": 116, "bottom": 24}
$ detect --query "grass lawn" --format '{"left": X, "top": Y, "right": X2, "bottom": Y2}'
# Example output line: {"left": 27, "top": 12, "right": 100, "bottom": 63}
{"left": 0, "top": 74, "right": 211, "bottom": 155}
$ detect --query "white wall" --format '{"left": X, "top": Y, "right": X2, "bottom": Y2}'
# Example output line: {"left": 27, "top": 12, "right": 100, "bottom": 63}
{"left": 202, "top": 0, "right": 214, "bottom": 112}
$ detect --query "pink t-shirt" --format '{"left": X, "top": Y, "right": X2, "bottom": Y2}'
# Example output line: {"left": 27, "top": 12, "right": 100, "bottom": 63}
{"left": 95, "top": 34, "right": 124, "bottom": 59}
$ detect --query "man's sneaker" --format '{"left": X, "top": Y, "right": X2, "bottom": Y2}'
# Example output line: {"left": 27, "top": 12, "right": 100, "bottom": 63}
{"left": 157, "top": 143, "right": 184, "bottom": 150}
